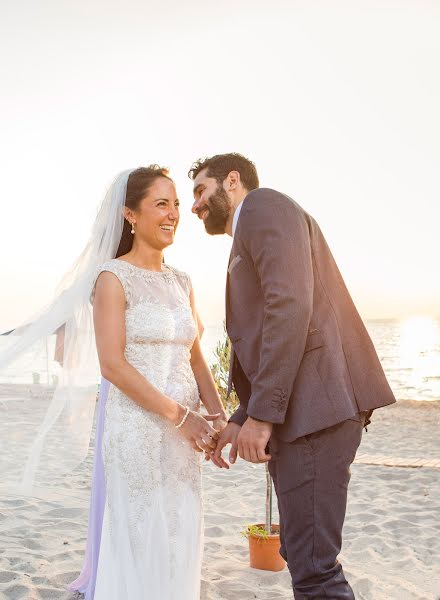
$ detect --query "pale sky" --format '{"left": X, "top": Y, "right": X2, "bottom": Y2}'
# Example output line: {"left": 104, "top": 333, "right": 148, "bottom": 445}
{"left": 1, "top": 0, "right": 439, "bottom": 332}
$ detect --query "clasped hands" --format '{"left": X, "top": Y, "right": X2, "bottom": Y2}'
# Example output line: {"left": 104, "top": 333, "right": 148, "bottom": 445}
{"left": 178, "top": 409, "right": 227, "bottom": 454}
{"left": 178, "top": 411, "right": 272, "bottom": 468}
{"left": 210, "top": 418, "right": 272, "bottom": 468}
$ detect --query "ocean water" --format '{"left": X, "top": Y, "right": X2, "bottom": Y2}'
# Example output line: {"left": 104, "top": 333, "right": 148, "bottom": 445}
{"left": 1, "top": 317, "right": 439, "bottom": 401}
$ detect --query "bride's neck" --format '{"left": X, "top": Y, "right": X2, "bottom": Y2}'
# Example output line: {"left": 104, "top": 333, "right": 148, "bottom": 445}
{"left": 124, "top": 240, "right": 164, "bottom": 272}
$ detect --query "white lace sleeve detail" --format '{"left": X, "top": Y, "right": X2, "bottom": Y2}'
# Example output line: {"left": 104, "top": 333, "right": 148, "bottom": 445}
{"left": 96, "top": 260, "right": 132, "bottom": 305}
{"left": 168, "top": 267, "right": 192, "bottom": 298}
{"left": 183, "top": 272, "right": 192, "bottom": 297}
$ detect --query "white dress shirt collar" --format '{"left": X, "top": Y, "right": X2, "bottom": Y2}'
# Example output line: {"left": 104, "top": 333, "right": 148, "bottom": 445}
{"left": 232, "top": 200, "right": 244, "bottom": 237}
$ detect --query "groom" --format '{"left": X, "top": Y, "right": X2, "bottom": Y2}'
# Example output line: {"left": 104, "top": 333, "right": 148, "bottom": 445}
{"left": 189, "top": 153, "right": 396, "bottom": 599}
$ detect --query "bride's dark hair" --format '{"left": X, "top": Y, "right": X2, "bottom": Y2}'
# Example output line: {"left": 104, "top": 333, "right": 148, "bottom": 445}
{"left": 115, "top": 165, "right": 173, "bottom": 258}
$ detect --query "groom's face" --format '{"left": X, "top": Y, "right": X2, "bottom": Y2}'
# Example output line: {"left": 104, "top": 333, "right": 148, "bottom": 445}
{"left": 192, "top": 169, "right": 231, "bottom": 235}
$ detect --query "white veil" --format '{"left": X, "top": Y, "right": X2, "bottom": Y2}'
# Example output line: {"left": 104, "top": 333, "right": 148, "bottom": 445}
{"left": 0, "top": 169, "right": 133, "bottom": 498}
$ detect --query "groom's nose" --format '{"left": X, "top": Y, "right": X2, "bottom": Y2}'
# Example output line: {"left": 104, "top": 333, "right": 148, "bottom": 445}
{"left": 192, "top": 197, "right": 208, "bottom": 217}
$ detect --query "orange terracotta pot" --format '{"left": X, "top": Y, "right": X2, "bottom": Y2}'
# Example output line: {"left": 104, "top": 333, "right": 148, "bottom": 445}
{"left": 248, "top": 524, "right": 286, "bottom": 572}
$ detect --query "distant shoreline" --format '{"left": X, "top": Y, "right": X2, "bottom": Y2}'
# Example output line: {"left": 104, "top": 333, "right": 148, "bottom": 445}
{"left": 1, "top": 383, "right": 439, "bottom": 406}
{"left": 1, "top": 317, "right": 440, "bottom": 401}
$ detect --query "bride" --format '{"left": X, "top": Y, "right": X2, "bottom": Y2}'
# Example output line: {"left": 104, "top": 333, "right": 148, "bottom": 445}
{"left": 0, "top": 165, "right": 228, "bottom": 600}
{"left": 88, "top": 165, "right": 227, "bottom": 599}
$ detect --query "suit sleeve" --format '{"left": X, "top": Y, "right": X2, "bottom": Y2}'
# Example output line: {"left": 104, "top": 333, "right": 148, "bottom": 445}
{"left": 239, "top": 191, "right": 313, "bottom": 424}
{"left": 228, "top": 405, "right": 248, "bottom": 427}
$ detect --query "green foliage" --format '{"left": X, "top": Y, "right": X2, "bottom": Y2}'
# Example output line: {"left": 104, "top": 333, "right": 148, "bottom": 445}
{"left": 240, "top": 524, "right": 270, "bottom": 541}
{"left": 210, "top": 322, "right": 239, "bottom": 415}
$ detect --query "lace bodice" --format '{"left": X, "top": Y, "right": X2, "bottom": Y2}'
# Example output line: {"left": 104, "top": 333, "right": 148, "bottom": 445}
{"left": 97, "top": 259, "right": 197, "bottom": 346}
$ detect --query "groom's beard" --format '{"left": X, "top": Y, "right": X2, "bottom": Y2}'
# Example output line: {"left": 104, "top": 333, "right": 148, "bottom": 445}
{"left": 201, "top": 187, "right": 231, "bottom": 235}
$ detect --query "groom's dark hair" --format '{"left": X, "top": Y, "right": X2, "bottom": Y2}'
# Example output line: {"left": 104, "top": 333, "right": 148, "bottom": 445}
{"left": 188, "top": 153, "right": 259, "bottom": 192}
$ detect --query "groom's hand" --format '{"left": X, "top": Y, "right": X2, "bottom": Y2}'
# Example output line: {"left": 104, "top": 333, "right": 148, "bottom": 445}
{"left": 237, "top": 417, "right": 273, "bottom": 463}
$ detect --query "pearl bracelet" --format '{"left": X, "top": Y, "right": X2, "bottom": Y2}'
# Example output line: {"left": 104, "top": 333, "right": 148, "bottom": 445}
{"left": 175, "top": 405, "right": 190, "bottom": 429}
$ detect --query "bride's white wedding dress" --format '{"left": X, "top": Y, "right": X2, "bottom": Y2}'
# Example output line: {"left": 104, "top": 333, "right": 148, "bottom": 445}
{"left": 93, "top": 259, "right": 203, "bottom": 600}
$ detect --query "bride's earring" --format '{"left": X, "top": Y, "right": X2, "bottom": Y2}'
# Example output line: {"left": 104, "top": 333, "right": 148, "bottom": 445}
{"left": 131, "top": 222, "right": 135, "bottom": 234}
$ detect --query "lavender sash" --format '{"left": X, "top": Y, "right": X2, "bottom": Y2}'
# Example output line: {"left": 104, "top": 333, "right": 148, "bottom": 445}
{"left": 69, "top": 377, "right": 109, "bottom": 599}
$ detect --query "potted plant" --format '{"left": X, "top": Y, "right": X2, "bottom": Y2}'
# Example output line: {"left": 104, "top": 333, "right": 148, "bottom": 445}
{"left": 241, "top": 463, "right": 285, "bottom": 571}
{"left": 211, "top": 324, "right": 285, "bottom": 572}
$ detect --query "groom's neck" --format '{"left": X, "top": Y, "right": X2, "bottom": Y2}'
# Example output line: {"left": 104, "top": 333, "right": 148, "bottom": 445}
{"left": 225, "top": 189, "right": 248, "bottom": 237}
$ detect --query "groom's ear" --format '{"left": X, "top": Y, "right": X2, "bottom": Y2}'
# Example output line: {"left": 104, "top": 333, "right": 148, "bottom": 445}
{"left": 225, "top": 170, "right": 240, "bottom": 191}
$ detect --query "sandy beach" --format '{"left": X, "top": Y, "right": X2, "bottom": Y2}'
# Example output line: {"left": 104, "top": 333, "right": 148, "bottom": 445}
{"left": 0, "top": 386, "right": 439, "bottom": 600}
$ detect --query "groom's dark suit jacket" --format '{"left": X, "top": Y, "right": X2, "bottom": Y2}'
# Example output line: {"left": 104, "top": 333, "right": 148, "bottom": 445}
{"left": 227, "top": 188, "right": 396, "bottom": 441}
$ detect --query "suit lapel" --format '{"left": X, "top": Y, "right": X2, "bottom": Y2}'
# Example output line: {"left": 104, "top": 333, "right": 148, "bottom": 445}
{"left": 225, "top": 252, "right": 232, "bottom": 331}
{"left": 225, "top": 246, "right": 233, "bottom": 398}
{"left": 225, "top": 241, "right": 235, "bottom": 326}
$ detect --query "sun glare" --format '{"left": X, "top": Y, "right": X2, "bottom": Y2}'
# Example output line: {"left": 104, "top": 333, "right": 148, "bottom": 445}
{"left": 399, "top": 317, "right": 438, "bottom": 359}
{"left": 398, "top": 316, "right": 440, "bottom": 400}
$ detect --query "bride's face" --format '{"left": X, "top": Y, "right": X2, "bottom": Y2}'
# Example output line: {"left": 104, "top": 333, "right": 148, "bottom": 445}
{"left": 130, "top": 177, "right": 180, "bottom": 249}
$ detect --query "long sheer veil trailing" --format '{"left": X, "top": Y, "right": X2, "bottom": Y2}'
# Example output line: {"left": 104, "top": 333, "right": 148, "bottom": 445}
{"left": 0, "top": 169, "right": 133, "bottom": 498}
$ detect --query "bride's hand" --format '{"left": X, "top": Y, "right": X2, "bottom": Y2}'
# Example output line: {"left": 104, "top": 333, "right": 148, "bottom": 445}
{"left": 177, "top": 410, "right": 220, "bottom": 453}
{"left": 212, "top": 415, "right": 228, "bottom": 433}
{"left": 202, "top": 415, "right": 228, "bottom": 461}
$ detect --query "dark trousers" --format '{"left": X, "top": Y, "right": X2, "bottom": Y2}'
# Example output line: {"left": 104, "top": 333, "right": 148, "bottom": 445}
{"left": 268, "top": 415, "right": 365, "bottom": 599}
